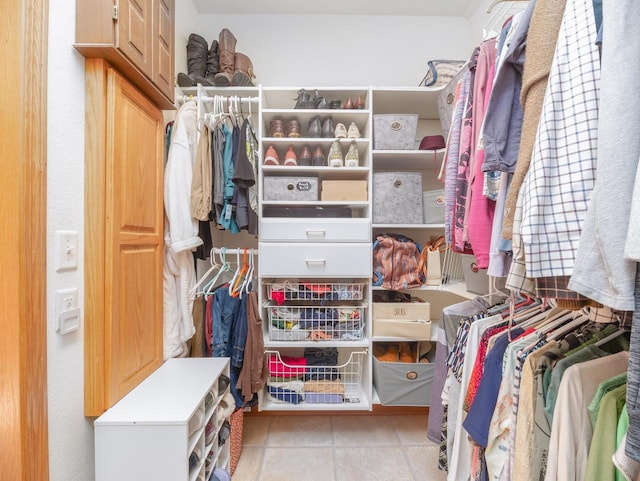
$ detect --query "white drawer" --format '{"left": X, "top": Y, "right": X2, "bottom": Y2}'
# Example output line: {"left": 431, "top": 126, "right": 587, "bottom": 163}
{"left": 260, "top": 218, "right": 371, "bottom": 243}
{"left": 259, "top": 243, "right": 371, "bottom": 277}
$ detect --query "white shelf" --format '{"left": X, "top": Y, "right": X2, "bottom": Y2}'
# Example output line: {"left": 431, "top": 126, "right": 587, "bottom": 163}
{"left": 262, "top": 165, "right": 370, "bottom": 180}
{"left": 370, "top": 86, "right": 444, "bottom": 119}
{"left": 262, "top": 200, "right": 369, "bottom": 206}
{"left": 263, "top": 338, "right": 370, "bottom": 348}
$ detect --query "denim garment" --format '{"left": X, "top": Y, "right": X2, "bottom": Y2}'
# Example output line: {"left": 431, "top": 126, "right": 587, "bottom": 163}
{"left": 211, "top": 287, "right": 248, "bottom": 408}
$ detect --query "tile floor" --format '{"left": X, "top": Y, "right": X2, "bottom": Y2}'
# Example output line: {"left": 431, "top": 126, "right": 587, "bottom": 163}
{"left": 232, "top": 414, "right": 447, "bottom": 481}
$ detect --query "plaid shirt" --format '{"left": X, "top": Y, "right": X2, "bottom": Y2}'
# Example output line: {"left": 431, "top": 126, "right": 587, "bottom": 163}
{"left": 520, "top": 0, "right": 600, "bottom": 277}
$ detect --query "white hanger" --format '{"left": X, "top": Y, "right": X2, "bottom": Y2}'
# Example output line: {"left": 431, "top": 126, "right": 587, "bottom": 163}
{"left": 189, "top": 248, "right": 220, "bottom": 299}
{"left": 203, "top": 248, "right": 232, "bottom": 297}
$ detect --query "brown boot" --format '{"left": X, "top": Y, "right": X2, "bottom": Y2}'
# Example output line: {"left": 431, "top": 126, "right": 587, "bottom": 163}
{"left": 398, "top": 342, "right": 415, "bottom": 363}
{"left": 214, "top": 28, "right": 237, "bottom": 86}
{"left": 232, "top": 52, "right": 256, "bottom": 86}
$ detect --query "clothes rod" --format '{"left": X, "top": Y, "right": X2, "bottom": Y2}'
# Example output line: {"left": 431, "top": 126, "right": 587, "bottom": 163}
{"left": 212, "top": 247, "right": 258, "bottom": 255}
{"left": 200, "top": 95, "right": 259, "bottom": 103}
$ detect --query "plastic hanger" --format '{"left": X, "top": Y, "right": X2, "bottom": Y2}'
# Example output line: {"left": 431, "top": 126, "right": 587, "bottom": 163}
{"left": 189, "top": 248, "right": 220, "bottom": 298}
{"left": 594, "top": 328, "right": 629, "bottom": 348}
{"left": 231, "top": 249, "right": 251, "bottom": 298}
{"left": 203, "top": 248, "right": 232, "bottom": 298}
{"left": 242, "top": 248, "right": 255, "bottom": 295}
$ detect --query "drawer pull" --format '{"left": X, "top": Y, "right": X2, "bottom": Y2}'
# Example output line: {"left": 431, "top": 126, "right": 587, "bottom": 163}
{"left": 305, "top": 230, "right": 326, "bottom": 238}
{"left": 305, "top": 259, "right": 326, "bottom": 266}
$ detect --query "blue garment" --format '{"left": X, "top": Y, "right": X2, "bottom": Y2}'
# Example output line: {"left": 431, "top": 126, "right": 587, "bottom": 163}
{"left": 304, "top": 393, "right": 343, "bottom": 404}
{"left": 211, "top": 287, "right": 248, "bottom": 408}
{"left": 217, "top": 124, "right": 239, "bottom": 233}
{"left": 267, "top": 386, "right": 303, "bottom": 404}
{"left": 462, "top": 327, "right": 524, "bottom": 447}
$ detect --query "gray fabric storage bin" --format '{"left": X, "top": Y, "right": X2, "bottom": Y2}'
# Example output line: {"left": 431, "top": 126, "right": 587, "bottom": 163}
{"left": 373, "top": 172, "right": 423, "bottom": 224}
{"left": 373, "top": 114, "right": 418, "bottom": 150}
{"left": 422, "top": 189, "right": 445, "bottom": 224}
{"left": 460, "top": 254, "right": 490, "bottom": 295}
{"left": 263, "top": 176, "right": 319, "bottom": 201}
{"left": 373, "top": 349, "right": 435, "bottom": 406}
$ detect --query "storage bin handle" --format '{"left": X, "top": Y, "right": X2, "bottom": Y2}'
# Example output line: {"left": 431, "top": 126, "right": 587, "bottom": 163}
{"left": 305, "top": 230, "right": 326, "bottom": 238}
{"left": 406, "top": 371, "right": 418, "bottom": 380}
{"left": 305, "top": 259, "right": 326, "bottom": 266}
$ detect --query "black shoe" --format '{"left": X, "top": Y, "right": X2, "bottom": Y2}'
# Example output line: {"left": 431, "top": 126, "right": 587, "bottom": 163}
{"left": 321, "top": 117, "right": 335, "bottom": 138}
{"left": 307, "top": 116, "right": 322, "bottom": 138}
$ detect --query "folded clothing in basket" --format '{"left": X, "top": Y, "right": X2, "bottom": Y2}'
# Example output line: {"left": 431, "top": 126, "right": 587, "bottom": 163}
{"left": 304, "top": 379, "right": 345, "bottom": 395}
{"left": 268, "top": 355, "right": 307, "bottom": 378}
{"left": 305, "top": 393, "right": 343, "bottom": 404}
{"left": 267, "top": 380, "right": 304, "bottom": 405}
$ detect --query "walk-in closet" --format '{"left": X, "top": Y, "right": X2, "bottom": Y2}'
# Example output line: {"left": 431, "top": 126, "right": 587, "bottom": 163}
{"left": 24, "top": 1, "right": 640, "bottom": 481}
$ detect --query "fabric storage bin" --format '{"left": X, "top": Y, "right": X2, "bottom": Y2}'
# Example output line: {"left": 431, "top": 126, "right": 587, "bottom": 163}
{"left": 373, "top": 114, "right": 418, "bottom": 150}
{"left": 422, "top": 189, "right": 445, "bottom": 224}
{"left": 373, "top": 343, "right": 435, "bottom": 406}
{"left": 321, "top": 180, "right": 367, "bottom": 201}
{"left": 372, "top": 302, "right": 430, "bottom": 322}
{"left": 373, "top": 319, "right": 431, "bottom": 339}
{"left": 263, "top": 176, "right": 319, "bottom": 201}
{"left": 460, "top": 254, "right": 490, "bottom": 295}
{"left": 373, "top": 172, "right": 423, "bottom": 224}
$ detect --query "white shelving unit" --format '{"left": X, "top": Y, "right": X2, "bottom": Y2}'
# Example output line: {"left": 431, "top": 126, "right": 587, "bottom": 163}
{"left": 258, "top": 86, "right": 373, "bottom": 411}
{"left": 94, "top": 358, "right": 230, "bottom": 481}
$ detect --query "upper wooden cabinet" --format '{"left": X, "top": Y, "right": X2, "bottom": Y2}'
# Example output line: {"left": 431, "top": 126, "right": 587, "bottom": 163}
{"left": 75, "top": 0, "right": 175, "bottom": 109}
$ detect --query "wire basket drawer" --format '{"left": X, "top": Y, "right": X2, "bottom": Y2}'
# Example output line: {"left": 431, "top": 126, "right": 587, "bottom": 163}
{"left": 264, "top": 280, "right": 366, "bottom": 302}
{"left": 265, "top": 350, "right": 366, "bottom": 406}
{"left": 267, "top": 303, "right": 366, "bottom": 341}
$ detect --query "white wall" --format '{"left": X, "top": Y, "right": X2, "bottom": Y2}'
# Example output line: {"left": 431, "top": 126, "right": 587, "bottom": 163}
{"left": 176, "top": 14, "right": 473, "bottom": 87}
{"left": 44, "top": 5, "right": 483, "bottom": 481}
{"left": 46, "top": 1, "right": 93, "bottom": 481}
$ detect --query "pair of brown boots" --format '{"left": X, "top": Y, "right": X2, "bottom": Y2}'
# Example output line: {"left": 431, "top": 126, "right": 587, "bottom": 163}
{"left": 177, "top": 29, "right": 256, "bottom": 88}
{"left": 375, "top": 342, "right": 415, "bottom": 363}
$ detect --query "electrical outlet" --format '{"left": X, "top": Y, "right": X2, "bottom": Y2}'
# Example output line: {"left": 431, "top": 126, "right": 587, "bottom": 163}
{"left": 55, "top": 288, "right": 80, "bottom": 334}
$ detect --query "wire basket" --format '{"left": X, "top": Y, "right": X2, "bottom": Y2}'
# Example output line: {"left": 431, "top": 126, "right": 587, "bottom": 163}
{"left": 264, "top": 280, "right": 366, "bottom": 302}
{"left": 265, "top": 350, "right": 366, "bottom": 405}
{"left": 440, "top": 244, "right": 464, "bottom": 285}
{"left": 267, "top": 303, "right": 366, "bottom": 341}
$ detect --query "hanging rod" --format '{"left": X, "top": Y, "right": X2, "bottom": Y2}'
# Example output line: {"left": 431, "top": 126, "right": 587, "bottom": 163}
{"left": 212, "top": 247, "right": 258, "bottom": 255}
{"left": 178, "top": 95, "right": 259, "bottom": 104}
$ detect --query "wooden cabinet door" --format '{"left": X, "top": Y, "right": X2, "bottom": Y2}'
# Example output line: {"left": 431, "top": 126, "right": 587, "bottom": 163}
{"left": 85, "top": 59, "right": 163, "bottom": 416}
{"left": 153, "top": 0, "right": 174, "bottom": 99}
{"left": 116, "top": 0, "right": 153, "bottom": 78}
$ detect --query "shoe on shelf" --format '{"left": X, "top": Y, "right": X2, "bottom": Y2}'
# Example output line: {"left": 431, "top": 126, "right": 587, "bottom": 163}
{"left": 299, "top": 146, "right": 312, "bottom": 166}
{"left": 264, "top": 145, "right": 280, "bottom": 165}
{"left": 312, "top": 146, "right": 326, "bottom": 166}
{"left": 286, "top": 119, "right": 301, "bottom": 138}
{"left": 329, "top": 99, "right": 342, "bottom": 109}
{"left": 347, "top": 122, "right": 361, "bottom": 139}
{"left": 269, "top": 119, "right": 285, "bottom": 138}
{"left": 328, "top": 141, "right": 343, "bottom": 167}
{"left": 316, "top": 96, "right": 329, "bottom": 109}
{"left": 354, "top": 95, "right": 366, "bottom": 109}
{"left": 284, "top": 145, "right": 298, "bottom": 166}
{"left": 307, "top": 116, "right": 322, "bottom": 138}
{"left": 294, "top": 89, "right": 312, "bottom": 109}
{"left": 344, "top": 97, "right": 355, "bottom": 109}
{"left": 345, "top": 142, "right": 359, "bottom": 167}
{"left": 334, "top": 123, "right": 347, "bottom": 139}
{"left": 398, "top": 342, "right": 415, "bottom": 363}
{"left": 321, "top": 117, "right": 335, "bottom": 138}
{"left": 375, "top": 344, "right": 399, "bottom": 362}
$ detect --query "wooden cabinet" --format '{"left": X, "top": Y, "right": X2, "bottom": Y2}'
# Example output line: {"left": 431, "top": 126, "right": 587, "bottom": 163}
{"left": 84, "top": 58, "right": 164, "bottom": 416}
{"left": 75, "top": 0, "right": 175, "bottom": 109}
{"left": 94, "top": 358, "right": 231, "bottom": 481}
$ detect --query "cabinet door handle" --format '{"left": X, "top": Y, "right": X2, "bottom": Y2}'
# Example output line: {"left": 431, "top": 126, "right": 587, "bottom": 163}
{"left": 305, "top": 230, "right": 326, "bottom": 238}
{"left": 305, "top": 259, "right": 326, "bottom": 266}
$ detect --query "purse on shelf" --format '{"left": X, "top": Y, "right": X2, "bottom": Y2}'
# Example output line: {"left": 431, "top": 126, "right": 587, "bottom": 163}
{"left": 418, "top": 236, "right": 448, "bottom": 286}
{"left": 419, "top": 59, "right": 466, "bottom": 88}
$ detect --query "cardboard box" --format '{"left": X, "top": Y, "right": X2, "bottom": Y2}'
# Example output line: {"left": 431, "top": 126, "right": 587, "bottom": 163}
{"left": 372, "top": 319, "right": 431, "bottom": 339}
{"left": 321, "top": 180, "right": 367, "bottom": 201}
{"left": 372, "top": 302, "right": 430, "bottom": 321}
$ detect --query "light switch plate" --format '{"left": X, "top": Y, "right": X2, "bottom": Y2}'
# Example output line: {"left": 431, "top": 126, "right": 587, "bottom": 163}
{"left": 55, "top": 230, "right": 78, "bottom": 271}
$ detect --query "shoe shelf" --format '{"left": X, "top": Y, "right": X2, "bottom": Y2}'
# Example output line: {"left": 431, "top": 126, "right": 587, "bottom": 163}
{"left": 261, "top": 86, "right": 371, "bottom": 110}
{"left": 262, "top": 165, "right": 369, "bottom": 181}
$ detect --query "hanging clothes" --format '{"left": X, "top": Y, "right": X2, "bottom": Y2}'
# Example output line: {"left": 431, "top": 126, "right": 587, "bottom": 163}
{"left": 163, "top": 100, "right": 202, "bottom": 359}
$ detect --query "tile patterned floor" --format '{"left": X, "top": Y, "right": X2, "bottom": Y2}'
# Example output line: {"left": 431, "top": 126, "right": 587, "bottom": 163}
{"left": 232, "top": 414, "right": 447, "bottom": 481}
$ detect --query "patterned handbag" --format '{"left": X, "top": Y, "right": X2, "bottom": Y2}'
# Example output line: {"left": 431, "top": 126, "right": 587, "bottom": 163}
{"left": 419, "top": 59, "right": 466, "bottom": 88}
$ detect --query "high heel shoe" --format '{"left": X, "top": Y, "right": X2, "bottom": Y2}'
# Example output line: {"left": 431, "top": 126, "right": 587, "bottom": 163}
{"left": 345, "top": 142, "right": 359, "bottom": 167}
{"left": 284, "top": 145, "right": 297, "bottom": 166}
{"left": 344, "top": 97, "right": 355, "bottom": 110}
{"left": 264, "top": 145, "right": 280, "bottom": 165}
{"left": 354, "top": 95, "right": 366, "bottom": 109}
